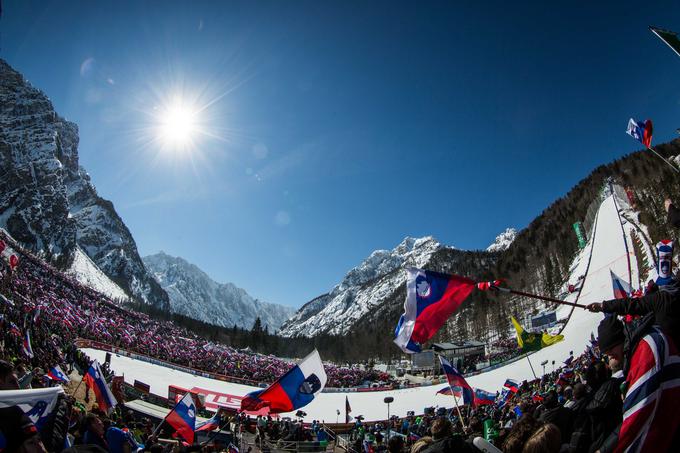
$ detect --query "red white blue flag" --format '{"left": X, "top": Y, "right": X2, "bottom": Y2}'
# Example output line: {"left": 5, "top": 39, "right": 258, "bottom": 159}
{"left": 610, "top": 270, "right": 631, "bottom": 299}
{"left": 195, "top": 412, "right": 222, "bottom": 432}
{"left": 473, "top": 389, "right": 496, "bottom": 406}
{"left": 626, "top": 118, "right": 653, "bottom": 148}
{"left": 166, "top": 392, "right": 197, "bottom": 444}
{"left": 439, "top": 356, "right": 473, "bottom": 405}
{"left": 47, "top": 365, "right": 70, "bottom": 383}
{"left": 22, "top": 330, "right": 34, "bottom": 358}
{"left": 240, "top": 349, "right": 327, "bottom": 414}
{"left": 394, "top": 268, "right": 477, "bottom": 353}
{"left": 504, "top": 379, "right": 520, "bottom": 393}
{"left": 83, "top": 360, "right": 117, "bottom": 414}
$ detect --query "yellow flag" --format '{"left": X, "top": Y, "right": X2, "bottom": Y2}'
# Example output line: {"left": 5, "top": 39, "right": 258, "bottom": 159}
{"left": 511, "top": 316, "right": 563, "bottom": 351}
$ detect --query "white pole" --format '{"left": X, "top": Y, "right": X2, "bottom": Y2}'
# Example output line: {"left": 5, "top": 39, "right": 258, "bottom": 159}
{"left": 646, "top": 146, "right": 680, "bottom": 173}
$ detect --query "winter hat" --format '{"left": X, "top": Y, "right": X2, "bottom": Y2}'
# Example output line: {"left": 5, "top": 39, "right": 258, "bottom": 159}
{"left": 598, "top": 316, "right": 625, "bottom": 352}
{"left": 0, "top": 406, "right": 39, "bottom": 453}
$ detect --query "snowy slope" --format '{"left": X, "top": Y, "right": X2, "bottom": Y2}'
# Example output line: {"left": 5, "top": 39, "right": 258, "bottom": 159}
{"left": 83, "top": 193, "right": 628, "bottom": 422}
{"left": 486, "top": 228, "right": 518, "bottom": 252}
{"left": 68, "top": 247, "right": 129, "bottom": 302}
{"left": 279, "top": 236, "right": 443, "bottom": 337}
{"left": 143, "top": 252, "right": 295, "bottom": 330}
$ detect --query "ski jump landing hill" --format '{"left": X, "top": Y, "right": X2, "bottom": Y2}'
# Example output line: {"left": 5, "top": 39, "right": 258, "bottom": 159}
{"left": 83, "top": 193, "right": 641, "bottom": 423}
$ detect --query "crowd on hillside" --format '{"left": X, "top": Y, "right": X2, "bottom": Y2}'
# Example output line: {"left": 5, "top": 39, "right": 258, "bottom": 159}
{"left": 0, "top": 235, "right": 388, "bottom": 389}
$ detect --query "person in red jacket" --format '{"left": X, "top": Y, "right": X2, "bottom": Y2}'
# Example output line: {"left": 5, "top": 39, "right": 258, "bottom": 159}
{"left": 597, "top": 316, "right": 680, "bottom": 452}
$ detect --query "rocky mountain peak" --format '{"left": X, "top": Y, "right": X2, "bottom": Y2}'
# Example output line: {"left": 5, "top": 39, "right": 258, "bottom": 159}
{"left": 486, "top": 228, "right": 518, "bottom": 253}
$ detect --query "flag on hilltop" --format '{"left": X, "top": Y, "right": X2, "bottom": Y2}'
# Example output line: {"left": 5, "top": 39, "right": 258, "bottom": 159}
{"left": 241, "top": 349, "right": 327, "bottom": 414}
{"left": 394, "top": 268, "right": 477, "bottom": 353}
{"left": 610, "top": 270, "right": 631, "bottom": 299}
{"left": 47, "top": 365, "right": 70, "bottom": 383}
{"left": 439, "top": 355, "right": 473, "bottom": 405}
{"left": 511, "top": 317, "right": 563, "bottom": 352}
{"left": 166, "top": 392, "right": 197, "bottom": 444}
{"left": 626, "top": 118, "right": 653, "bottom": 148}
{"left": 650, "top": 26, "right": 680, "bottom": 58}
{"left": 83, "top": 360, "right": 117, "bottom": 414}
{"left": 473, "top": 389, "right": 496, "bottom": 406}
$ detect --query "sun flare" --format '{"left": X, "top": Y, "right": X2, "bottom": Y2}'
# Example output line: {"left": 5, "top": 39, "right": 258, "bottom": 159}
{"left": 157, "top": 103, "right": 198, "bottom": 147}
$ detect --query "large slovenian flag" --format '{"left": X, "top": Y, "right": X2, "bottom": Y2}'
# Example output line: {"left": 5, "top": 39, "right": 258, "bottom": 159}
{"left": 47, "top": 365, "right": 70, "bottom": 383}
{"left": 473, "top": 389, "right": 496, "bottom": 406}
{"left": 626, "top": 118, "right": 653, "bottom": 148}
{"left": 394, "top": 268, "right": 477, "bottom": 353}
{"left": 439, "top": 356, "right": 473, "bottom": 405}
{"left": 83, "top": 360, "right": 117, "bottom": 414}
{"left": 166, "top": 392, "right": 197, "bottom": 443}
{"left": 610, "top": 270, "right": 631, "bottom": 299}
{"left": 240, "top": 349, "right": 327, "bottom": 414}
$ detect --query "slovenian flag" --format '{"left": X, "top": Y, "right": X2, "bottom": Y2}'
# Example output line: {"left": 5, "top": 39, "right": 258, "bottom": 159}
{"left": 195, "top": 412, "right": 222, "bottom": 432}
{"left": 240, "top": 349, "right": 327, "bottom": 414}
{"left": 394, "top": 268, "right": 477, "bottom": 353}
{"left": 47, "top": 365, "right": 70, "bottom": 383}
{"left": 473, "top": 389, "right": 496, "bottom": 406}
{"left": 83, "top": 360, "right": 117, "bottom": 414}
{"left": 439, "top": 356, "right": 473, "bottom": 405}
{"left": 504, "top": 379, "right": 520, "bottom": 393}
{"left": 626, "top": 118, "right": 653, "bottom": 148}
{"left": 166, "top": 393, "right": 197, "bottom": 443}
{"left": 22, "top": 330, "right": 34, "bottom": 358}
{"left": 610, "top": 270, "right": 631, "bottom": 299}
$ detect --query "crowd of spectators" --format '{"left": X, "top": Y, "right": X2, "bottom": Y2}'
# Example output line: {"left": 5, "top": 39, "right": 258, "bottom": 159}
{"left": 0, "top": 234, "right": 388, "bottom": 389}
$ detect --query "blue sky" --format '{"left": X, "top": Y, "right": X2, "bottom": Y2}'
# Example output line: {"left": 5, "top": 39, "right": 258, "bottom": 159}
{"left": 2, "top": 1, "right": 680, "bottom": 307}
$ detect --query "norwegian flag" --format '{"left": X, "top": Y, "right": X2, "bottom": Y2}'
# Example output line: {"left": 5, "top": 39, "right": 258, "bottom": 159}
{"left": 616, "top": 327, "right": 680, "bottom": 452}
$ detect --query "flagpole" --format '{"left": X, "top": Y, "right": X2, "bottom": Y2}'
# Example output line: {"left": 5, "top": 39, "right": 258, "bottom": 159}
{"left": 494, "top": 286, "right": 586, "bottom": 309}
{"left": 451, "top": 393, "right": 468, "bottom": 431}
{"left": 524, "top": 353, "right": 538, "bottom": 380}
{"left": 646, "top": 146, "right": 680, "bottom": 173}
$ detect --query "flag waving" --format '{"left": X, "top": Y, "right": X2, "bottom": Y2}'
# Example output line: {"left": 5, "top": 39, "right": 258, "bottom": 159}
{"left": 626, "top": 118, "right": 653, "bottom": 148}
{"left": 345, "top": 396, "right": 352, "bottom": 423}
{"left": 439, "top": 355, "right": 473, "bottom": 405}
{"left": 610, "top": 270, "right": 631, "bottom": 299}
{"left": 47, "top": 365, "right": 70, "bottom": 383}
{"left": 511, "top": 317, "right": 563, "bottom": 352}
{"left": 83, "top": 360, "right": 117, "bottom": 414}
{"left": 166, "top": 392, "right": 197, "bottom": 443}
{"left": 394, "top": 268, "right": 477, "bottom": 353}
{"left": 240, "top": 349, "right": 327, "bottom": 414}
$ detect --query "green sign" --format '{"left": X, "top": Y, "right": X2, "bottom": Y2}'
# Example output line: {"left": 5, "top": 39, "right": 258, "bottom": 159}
{"left": 573, "top": 222, "right": 587, "bottom": 249}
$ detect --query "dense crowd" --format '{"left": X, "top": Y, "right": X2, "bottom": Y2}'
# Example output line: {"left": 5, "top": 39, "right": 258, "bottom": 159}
{"left": 0, "top": 234, "right": 388, "bottom": 389}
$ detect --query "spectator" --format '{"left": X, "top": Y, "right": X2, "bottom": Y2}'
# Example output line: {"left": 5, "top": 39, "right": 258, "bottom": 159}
{"left": 522, "top": 423, "right": 560, "bottom": 453}
{"left": 0, "top": 360, "right": 20, "bottom": 390}
{"left": 0, "top": 406, "right": 48, "bottom": 453}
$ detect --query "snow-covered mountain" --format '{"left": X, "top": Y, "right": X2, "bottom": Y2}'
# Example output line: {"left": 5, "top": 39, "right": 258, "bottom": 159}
{"left": 279, "top": 236, "right": 445, "bottom": 337}
{"left": 0, "top": 59, "right": 169, "bottom": 309}
{"left": 486, "top": 228, "right": 518, "bottom": 252}
{"left": 143, "top": 252, "right": 295, "bottom": 330}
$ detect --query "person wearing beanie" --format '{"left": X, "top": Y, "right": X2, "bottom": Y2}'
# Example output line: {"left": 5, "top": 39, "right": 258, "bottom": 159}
{"left": 596, "top": 314, "right": 680, "bottom": 452}
{"left": 0, "top": 406, "right": 48, "bottom": 453}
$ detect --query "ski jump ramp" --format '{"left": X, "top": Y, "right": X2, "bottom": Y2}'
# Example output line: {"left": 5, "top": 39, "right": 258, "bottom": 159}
{"left": 83, "top": 194, "right": 634, "bottom": 422}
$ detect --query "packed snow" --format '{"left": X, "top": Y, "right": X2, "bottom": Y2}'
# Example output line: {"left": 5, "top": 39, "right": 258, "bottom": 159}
{"left": 83, "top": 194, "right": 632, "bottom": 422}
{"left": 68, "top": 247, "right": 129, "bottom": 302}
{"left": 486, "top": 228, "right": 518, "bottom": 253}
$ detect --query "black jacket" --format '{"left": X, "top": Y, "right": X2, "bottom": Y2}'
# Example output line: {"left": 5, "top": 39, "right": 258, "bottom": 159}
{"left": 586, "top": 379, "right": 622, "bottom": 453}
{"left": 539, "top": 405, "right": 573, "bottom": 444}
{"left": 602, "top": 291, "right": 680, "bottom": 345}
{"left": 421, "top": 435, "right": 477, "bottom": 453}
{"left": 667, "top": 203, "right": 680, "bottom": 229}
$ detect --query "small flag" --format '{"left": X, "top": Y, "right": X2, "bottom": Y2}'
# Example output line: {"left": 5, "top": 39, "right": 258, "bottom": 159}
{"left": 394, "top": 268, "right": 477, "bottom": 353}
{"left": 650, "top": 26, "right": 680, "bottom": 58}
{"left": 83, "top": 360, "right": 117, "bottom": 414}
{"left": 504, "top": 379, "right": 520, "bottom": 393}
{"left": 473, "top": 389, "right": 496, "bottom": 406}
{"left": 47, "top": 365, "right": 70, "bottom": 383}
{"left": 439, "top": 356, "right": 473, "bottom": 405}
{"left": 195, "top": 412, "right": 221, "bottom": 432}
{"left": 22, "top": 330, "right": 34, "bottom": 358}
{"left": 345, "top": 396, "right": 352, "bottom": 423}
{"left": 610, "top": 270, "right": 631, "bottom": 299}
{"left": 241, "top": 349, "right": 327, "bottom": 414}
{"left": 9, "top": 322, "right": 21, "bottom": 337}
{"left": 626, "top": 118, "right": 653, "bottom": 148}
{"left": 511, "top": 316, "right": 563, "bottom": 352}
{"left": 166, "top": 392, "right": 197, "bottom": 444}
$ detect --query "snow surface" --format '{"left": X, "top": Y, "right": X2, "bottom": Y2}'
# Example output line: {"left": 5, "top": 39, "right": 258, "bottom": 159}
{"left": 486, "top": 228, "right": 518, "bottom": 253}
{"left": 82, "top": 195, "right": 631, "bottom": 422}
{"left": 68, "top": 247, "right": 129, "bottom": 302}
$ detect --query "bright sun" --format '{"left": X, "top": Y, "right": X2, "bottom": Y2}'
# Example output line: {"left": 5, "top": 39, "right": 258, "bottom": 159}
{"left": 158, "top": 103, "right": 198, "bottom": 147}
